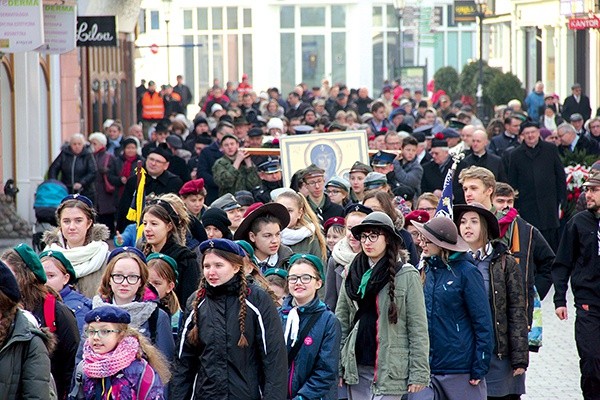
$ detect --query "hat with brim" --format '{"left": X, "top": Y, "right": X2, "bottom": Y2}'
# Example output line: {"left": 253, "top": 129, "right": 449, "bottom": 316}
{"left": 453, "top": 203, "right": 500, "bottom": 240}
{"left": 350, "top": 211, "right": 402, "bottom": 244}
{"left": 411, "top": 216, "right": 470, "bottom": 252}
{"left": 233, "top": 202, "right": 290, "bottom": 242}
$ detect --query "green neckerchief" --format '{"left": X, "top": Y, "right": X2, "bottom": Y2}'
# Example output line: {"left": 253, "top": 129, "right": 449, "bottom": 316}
{"left": 357, "top": 267, "right": 374, "bottom": 299}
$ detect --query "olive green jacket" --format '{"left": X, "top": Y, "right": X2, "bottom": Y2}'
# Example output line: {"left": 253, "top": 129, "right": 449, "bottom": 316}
{"left": 336, "top": 264, "right": 430, "bottom": 395}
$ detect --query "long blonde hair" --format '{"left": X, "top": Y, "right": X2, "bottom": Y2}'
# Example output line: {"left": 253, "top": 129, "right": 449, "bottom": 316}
{"left": 276, "top": 191, "right": 327, "bottom": 260}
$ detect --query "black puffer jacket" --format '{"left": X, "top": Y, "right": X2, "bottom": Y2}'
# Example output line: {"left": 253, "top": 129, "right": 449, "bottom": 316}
{"left": 48, "top": 143, "right": 97, "bottom": 200}
{"left": 172, "top": 276, "right": 287, "bottom": 399}
{"left": 488, "top": 243, "right": 529, "bottom": 369}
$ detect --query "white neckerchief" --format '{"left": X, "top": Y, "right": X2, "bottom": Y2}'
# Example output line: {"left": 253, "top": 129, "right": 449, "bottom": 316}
{"left": 283, "top": 305, "right": 300, "bottom": 346}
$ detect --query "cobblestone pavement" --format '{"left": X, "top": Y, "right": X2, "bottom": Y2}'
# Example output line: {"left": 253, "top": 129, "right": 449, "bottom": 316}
{"left": 524, "top": 287, "right": 582, "bottom": 400}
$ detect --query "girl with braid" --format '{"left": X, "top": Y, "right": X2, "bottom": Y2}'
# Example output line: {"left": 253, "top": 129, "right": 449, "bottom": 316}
{"left": 336, "top": 212, "right": 430, "bottom": 399}
{"left": 171, "top": 239, "right": 287, "bottom": 399}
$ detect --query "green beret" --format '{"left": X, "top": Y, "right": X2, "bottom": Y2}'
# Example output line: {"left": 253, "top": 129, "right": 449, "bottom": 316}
{"left": 146, "top": 253, "right": 179, "bottom": 283}
{"left": 288, "top": 253, "right": 325, "bottom": 279}
{"left": 14, "top": 243, "right": 46, "bottom": 284}
{"left": 264, "top": 267, "right": 288, "bottom": 280}
{"left": 234, "top": 240, "right": 259, "bottom": 265}
{"left": 39, "top": 250, "right": 77, "bottom": 284}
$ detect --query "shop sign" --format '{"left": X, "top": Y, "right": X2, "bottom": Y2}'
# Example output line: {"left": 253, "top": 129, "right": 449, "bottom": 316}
{"left": 40, "top": 4, "right": 76, "bottom": 54}
{"left": 0, "top": 0, "right": 44, "bottom": 53}
{"left": 568, "top": 15, "right": 600, "bottom": 30}
{"left": 77, "top": 16, "right": 116, "bottom": 47}
{"left": 454, "top": 0, "right": 477, "bottom": 23}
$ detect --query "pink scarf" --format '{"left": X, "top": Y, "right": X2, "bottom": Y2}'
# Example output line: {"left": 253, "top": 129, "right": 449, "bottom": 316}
{"left": 83, "top": 336, "right": 139, "bottom": 378}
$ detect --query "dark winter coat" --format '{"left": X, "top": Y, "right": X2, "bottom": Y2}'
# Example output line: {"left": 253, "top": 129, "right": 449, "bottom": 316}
{"left": 172, "top": 276, "right": 288, "bottom": 399}
{"left": 91, "top": 148, "right": 118, "bottom": 215}
{"left": 48, "top": 143, "right": 97, "bottom": 201}
{"left": 488, "top": 133, "right": 519, "bottom": 158}
{"left": 279, "top": 296, "right": 341, "bottom": 400}
{"left": 194, "top": 141, "right": 223, "bottom": 204}
{"left": 422, "top": 253, "right": 493, "bottom": 380}
{"left": 394, "top": 158, "right": 423, "bottom": 195}
{"left": 558, "top": 134, "right": 600, "bottom": 157}
{"left": 486, "top": 244, "right": 529, "bottom": 367}
{"left": 507, "top": 140, "right": 566, "bottom": 231}
{"left": 421, "top": 158, "right": 452, "bottom": 194}
{"left": 32, "top": 294, "right": 80, "bottom": 400}
{"left": 553, "top": 209, "right": 600, "bottom": 308}
{"left": 0, "top": 310, "right": 55, "bottom": 400}
{"left": 562, "top": 94, "right": 592, "bottom": 122}
{"left": 154, "top": 237, "right": 200, "bottom": 308}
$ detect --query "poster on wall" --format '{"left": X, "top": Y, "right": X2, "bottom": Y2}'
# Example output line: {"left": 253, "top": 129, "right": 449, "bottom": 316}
{"left": 0, "top": 0, "right": 44, "bottom": 53}
{"left": 40, "top": 4, "right": 77, "bottom": 54}
{"left": 280, "top": 131, "right": 370, "bottom": 188}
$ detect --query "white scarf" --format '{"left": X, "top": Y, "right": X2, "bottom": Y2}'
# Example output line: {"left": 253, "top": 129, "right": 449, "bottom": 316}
{"left": 48, "top": 240, "right": 108, "bottom": 279}
{"left": 332, "top": 237, "right": 359, "bottom": 268}
{"left": 283, "top": 306, "right": 300, "bottom": 346}
{"left": 280, "top": 224, "right": 314, "bottom": 246}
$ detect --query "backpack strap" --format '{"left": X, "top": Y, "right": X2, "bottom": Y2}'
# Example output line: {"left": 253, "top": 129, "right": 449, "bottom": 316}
{"left": 148, "top": 306, "right": 159, "bottom": 343}
{"left": 137, "top": 360, "right": 156, "bottom": 400}
{"left": 43, "top": 293, "right": 57, "bottom": 333}
{"left": 287, "top": 311, "right": 323, "bottom": 367}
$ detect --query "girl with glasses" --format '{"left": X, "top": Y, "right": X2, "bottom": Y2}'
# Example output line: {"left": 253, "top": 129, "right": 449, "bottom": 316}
{"left": 93, "top": 247, "right": 175, "bottom": 362}
{"left": 279, "top": 254, "right": 341, "bottom": 399}
{"left": 80, "top": 306, "right": 170, "bottom": 399}
{"left": 337, "top": 212, "right": 430, "bottom": 399}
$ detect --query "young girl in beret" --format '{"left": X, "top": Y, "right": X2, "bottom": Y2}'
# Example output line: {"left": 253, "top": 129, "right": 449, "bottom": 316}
{"left": 40, "top": 249, "right": 92, "bottom": 333}
{"left": 279, "top": 254, "right": 341, "bottom": 400}
{"left": 146, "top": 252, "right": 181, "bottom": 341}
{"left": 81, "top": 306, "right": 170, "bottom": 399}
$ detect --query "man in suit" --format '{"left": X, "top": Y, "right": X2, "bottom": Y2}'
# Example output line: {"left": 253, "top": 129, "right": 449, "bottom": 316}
{"left": 421, "top": 137, "right": 452, "bottom": 195}
{"left": 562, "top": 83, "right": 591, "bottom": 123}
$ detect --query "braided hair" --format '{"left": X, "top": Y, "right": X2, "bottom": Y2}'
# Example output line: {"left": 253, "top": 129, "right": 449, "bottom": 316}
{"left": 187, "top": 248, "right": 249, "bottom": 348}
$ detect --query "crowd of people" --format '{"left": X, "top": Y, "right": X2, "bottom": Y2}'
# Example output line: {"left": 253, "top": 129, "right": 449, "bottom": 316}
{"left": 2, "top": 75, "right": 599, "bottom": 399}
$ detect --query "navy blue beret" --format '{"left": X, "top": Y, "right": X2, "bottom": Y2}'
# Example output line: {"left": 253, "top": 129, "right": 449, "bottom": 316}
{"left": 85, "top": 306, "right": 131, "bottom": 324}
{"left": 344, "top": 203, "right": 373, "bottom": 217}
{"left": 107, "top": 246, "right": 147, "bottom": 264}
{"left": 0, "top": 261, "right": 20, "bottom": 303}
{"left": 199, "top": 238, "right": 246, "bottom": 257}
{"left": 61, "top": 194, "right": 93, "bottom": 208}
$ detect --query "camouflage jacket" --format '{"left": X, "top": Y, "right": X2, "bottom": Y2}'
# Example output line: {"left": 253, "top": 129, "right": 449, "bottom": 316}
{"left": 211, "top": 155, "right": 261, "bottom": 196}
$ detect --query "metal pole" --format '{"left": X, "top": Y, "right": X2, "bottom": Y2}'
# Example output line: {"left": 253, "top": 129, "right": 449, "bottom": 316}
{"left": 166, "top": 19, "right": 171, "bottom": 85}
{"left": 476, "top": 10, "right": 484, "bottom": 122}
{"left": 397, "top": 13, "right": 402, "bottom": 79}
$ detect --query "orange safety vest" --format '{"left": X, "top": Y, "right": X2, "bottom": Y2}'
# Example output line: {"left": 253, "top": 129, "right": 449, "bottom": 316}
{"left": 141, "top": 91, "right": 165, "bottom": 120}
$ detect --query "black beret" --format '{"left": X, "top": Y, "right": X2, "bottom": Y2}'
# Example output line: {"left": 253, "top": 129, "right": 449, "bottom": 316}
{"left": 0, "top": 261, "right": 20, "bottom": 302}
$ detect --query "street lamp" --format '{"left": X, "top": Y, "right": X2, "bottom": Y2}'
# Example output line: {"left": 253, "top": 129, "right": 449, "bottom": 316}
{"left": 163, "top": 0, "right": 172, "bottom": 85}
{"left": 393, "top": 0, "right": 405, "bottom": 80}
{"left": 474, "top": 0, "right": 486, "bottom": 123}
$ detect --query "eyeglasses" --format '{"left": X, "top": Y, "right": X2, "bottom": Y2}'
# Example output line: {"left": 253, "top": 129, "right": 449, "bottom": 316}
{"left": 84, "top": 329, "right": 122, "bottom": 338}
{"left": 305, "top": 179, "right": 324, "bottom": 187}
{"left": 359, "top": 232, "right": 380, "bottom": 243}
{"left": 287, "top": 274, "right": 318, "bottom": 284}
{"left": 110, "top": 274, "right": 141, "bottom": 284}
{"left": 418, "top": 207, "right": 436, "bottom": 212}
{"left": 326, "top": 189, "right": 342, "bottom": 195}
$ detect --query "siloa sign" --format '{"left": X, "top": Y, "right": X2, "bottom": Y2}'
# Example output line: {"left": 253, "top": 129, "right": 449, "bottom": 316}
{"left": 77, "top": 16, "right": 117, "bottom": 47}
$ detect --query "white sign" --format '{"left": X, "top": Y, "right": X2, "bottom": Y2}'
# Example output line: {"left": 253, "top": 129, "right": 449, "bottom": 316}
{"left": 0, "top": 0, "right": 44, "bottom": 53}
{"left": 40, "top": 4, "right": 76, "bottom": 54}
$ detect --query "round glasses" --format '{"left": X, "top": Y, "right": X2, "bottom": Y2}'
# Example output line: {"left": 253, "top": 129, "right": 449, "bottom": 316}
{"left": 359, "top": 233, "right": 381, "bottom": 243}
{"left": 84, "top": 329, "right": 122, "bottom": 338}
{"left": 110, "top": 274, "right": 141, "bottom": 285}
{"left": 287, "top": 274, "right": 318, "bottom": 285}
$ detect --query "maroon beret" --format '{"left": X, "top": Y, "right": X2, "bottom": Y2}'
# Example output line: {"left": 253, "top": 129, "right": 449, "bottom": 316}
{"left": 179, "top": 178, "right": 205, "bottom": 196}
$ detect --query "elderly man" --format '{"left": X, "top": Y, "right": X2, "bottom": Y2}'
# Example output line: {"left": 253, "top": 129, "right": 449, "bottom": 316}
{"left": 421, "top": 137, "right": 452, "bottom": 195}
{"left": 508, "top": 121, "right": 566, "bottom": 250}
{"left": 557, "top": 122, "right": 598, "bottom": 157}
{"left": 562, "top": 83, "right": 592, "bottom": 122}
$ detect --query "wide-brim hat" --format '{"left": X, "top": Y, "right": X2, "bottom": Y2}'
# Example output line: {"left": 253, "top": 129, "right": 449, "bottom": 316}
{"left": 453, "top": 203, "right": 500, "bottom": 240}
{"left": 350, "top": 211, "right": 403, "bottom": 244}
{"left": 411, "top": 216, "right": 470, "bottom": 252}
{"left": 233, "top": 203, "right": 290, "bottom": 242}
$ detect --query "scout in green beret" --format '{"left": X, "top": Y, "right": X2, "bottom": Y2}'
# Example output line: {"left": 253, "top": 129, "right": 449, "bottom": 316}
{"left": 146, "top": 253, "right": 180, "bottom": 317}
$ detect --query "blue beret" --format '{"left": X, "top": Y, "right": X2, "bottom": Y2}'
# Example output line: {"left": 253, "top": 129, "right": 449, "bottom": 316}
{"left": 344, "top": 203, "right": 373, "bottom": 217}
{"left": 85, "top": 306, "right": 131, "bottom": 324}
{"left": 107, "top": 246, "right": 147, "bottom": 264}
{"left": 288, "top": 254, "right": 325, "bottom": 279}
{"left": 60, "top": 194, "right": 94, "bottom": 208}
{"left": 200, "top": 238, "right": 246, "bottom": 257}
{"left": 264, "top": 267, "right": 288, "bottom": 280}
{"left": 371, "top": 151, "right": 396, "bottom": 167}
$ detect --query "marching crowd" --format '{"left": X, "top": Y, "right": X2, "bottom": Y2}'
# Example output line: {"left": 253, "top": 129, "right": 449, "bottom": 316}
{"left": 1, "top": 76, "right": 600, "bottom": 400}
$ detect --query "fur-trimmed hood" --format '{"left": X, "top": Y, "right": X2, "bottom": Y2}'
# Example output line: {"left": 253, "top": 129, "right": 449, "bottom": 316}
{"left": 42, "top": 223, "right": 110, "bottom": 248}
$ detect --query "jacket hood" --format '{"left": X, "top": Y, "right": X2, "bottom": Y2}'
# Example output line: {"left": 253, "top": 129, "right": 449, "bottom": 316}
{"left": 42, "top": 223, "right": 110, "bottom": 247}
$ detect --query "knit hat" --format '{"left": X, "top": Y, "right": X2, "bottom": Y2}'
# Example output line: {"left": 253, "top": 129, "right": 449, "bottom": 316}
{"left": 39, "top": 250, "right": 77, "bottom": 284}
{"left": 202, "top": 208, "right": 232, "bottom": 239}
{"left": 14, "top": 243, "right": 46, "bottom": 284}
{"left": 88, "top": 132, "right": 107, "bottom": 147}
{"left": 85, "top": 306, "right": 131, "bottom": 324}
{"left": 0, "top": 261, "right": 20, "bottom": 302}
{"left": 288, "top": 253, "right": 325, "bottom": 279}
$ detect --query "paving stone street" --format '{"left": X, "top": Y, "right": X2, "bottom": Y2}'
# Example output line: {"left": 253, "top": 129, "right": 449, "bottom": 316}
{"left": 524, "top": 287, "right": 582, "bottom": 400}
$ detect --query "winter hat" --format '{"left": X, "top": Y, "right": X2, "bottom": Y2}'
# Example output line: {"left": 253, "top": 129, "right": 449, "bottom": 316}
{"left": 202, "top": 208, "right": 233, "bottom": 239}
{"left": 14, "top": 243, "right": 46, "bottom": 284}
{"left": 0, "top": 261, "right": 20, "bottom": 302}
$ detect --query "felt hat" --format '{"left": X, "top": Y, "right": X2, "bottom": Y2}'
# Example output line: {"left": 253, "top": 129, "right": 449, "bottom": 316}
{"left": 350, "top": 212, "right": 403, "bottom": 243}
{"left": 403, "top": 210, "right": 430, "bottom": 228}
{"left": 39, "top": 250, "right": 77, "bottom": 284}
{"left": 233, "top": 203, "right": 290, "bottom": 242}
{"left": 453, "top": 202, "right": 500, "bottom": 240}
{"left": 14, "top": 243, "right": 46, "bottom": 284}
{"left": 323, "top": 217, "right": 345, "bottom": 233}
{"left": 85, "top": 306, "right": 131, "bottom": 324}
{"left": 411, "top": 216, "right": 470, "bottom": 252}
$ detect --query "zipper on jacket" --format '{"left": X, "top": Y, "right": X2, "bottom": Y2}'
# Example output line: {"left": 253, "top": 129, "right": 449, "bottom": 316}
{"left": 489, "top": 260, "right": 501, "bottom": 358}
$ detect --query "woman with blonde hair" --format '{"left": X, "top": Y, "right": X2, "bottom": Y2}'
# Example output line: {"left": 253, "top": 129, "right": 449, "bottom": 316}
{"left": 141, "top": 194, "right": 199, "bottom": 304}
{"left": 275, "top": 190, "right": 327, "bottom": 262}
